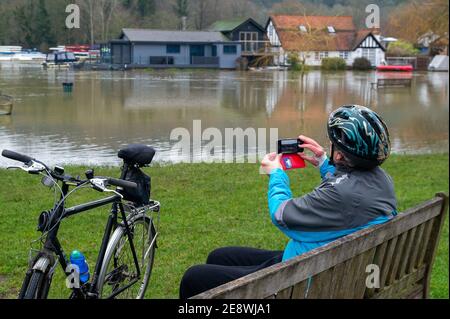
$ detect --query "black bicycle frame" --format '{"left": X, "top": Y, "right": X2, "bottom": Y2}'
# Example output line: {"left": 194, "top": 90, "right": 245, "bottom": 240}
{"left": 37, "top": 164, "right": 142, "bottom": 299}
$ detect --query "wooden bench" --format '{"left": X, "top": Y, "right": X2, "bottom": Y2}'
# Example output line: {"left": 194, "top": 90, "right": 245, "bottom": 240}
{"left": 193, "top": 193, "right": 448, "bottom": 299}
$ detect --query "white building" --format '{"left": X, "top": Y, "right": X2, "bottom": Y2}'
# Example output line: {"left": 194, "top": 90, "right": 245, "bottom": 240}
{"left": 266, "top": 15, "right": 386, "bottom": 67}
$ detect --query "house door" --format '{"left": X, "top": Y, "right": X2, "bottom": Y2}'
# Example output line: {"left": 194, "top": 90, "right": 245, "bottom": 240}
{"left": 111, "top": 43, "right": 132, "bottom": 65}
{"left": 190, "top": 45, "right": 205, "bottom": 64}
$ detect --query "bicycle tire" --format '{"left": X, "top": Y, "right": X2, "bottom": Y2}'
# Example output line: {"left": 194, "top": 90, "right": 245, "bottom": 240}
{"left": 23, "top": 271, "right": 45, "bottom": 299}
{"left": 97, "top": 214, "right": 156, "bottom": 299}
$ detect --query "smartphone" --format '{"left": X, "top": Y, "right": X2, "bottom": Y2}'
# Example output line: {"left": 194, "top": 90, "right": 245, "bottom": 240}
{"left": 278, "top": 139, "right": 304, "bottom": 154}
{"left": 277, "top": 138, "right": 306, "bottom": 170}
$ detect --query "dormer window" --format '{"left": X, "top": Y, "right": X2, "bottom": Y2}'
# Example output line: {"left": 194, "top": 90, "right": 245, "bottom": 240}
{"left": 327, "top": 26, "right": 336, "bottom": 33}
{"left": 299, "top": 25, "right": 307, "bottom": 32}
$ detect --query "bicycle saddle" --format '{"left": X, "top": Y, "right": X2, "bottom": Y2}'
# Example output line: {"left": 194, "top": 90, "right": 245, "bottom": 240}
{"left": 118, "top": 144, "right": 156, "bottom": 166}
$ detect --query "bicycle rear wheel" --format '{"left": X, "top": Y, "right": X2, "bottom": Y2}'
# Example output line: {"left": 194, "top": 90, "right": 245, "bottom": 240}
{"left": 97, "top": 214, "right": 156, "bottom": 299}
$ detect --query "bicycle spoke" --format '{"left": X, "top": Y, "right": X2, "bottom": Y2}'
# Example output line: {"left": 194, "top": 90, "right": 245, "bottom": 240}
{"left": 101, "top": 217, "right": 154, "bottom": 299}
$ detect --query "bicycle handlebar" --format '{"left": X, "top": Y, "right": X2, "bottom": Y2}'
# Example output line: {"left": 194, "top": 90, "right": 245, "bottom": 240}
{"left": 2, "top": 150, "right": 34, "bottom": 164}
{"left": 108, "top": 178, "right": 138, "bottom": 191}
{"left": 2, "top": 149, "right": 138, "bottom": 194}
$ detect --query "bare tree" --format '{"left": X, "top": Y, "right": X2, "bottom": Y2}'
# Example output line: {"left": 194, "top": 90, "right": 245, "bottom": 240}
{"left": 386, "top": 0, "right": 449, "bottom": 45}
{"left": 174, "top": 0, "right": 189, "bottom": 30}
{"left": 98, "top": 0, "right": 119, "bottom": 42}
{"left": 194, "top": 0, "right": 209, "bottom": 30}
{"left": 76, "top": 0, "right": 120, "bottom": 44}
{"left": 77, "top": 0, "right": 95, "bottom": 45}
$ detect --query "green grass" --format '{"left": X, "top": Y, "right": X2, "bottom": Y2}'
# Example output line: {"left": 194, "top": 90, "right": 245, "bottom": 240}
{"left": 0, "top": 154, "right": 448, "bottom": 299}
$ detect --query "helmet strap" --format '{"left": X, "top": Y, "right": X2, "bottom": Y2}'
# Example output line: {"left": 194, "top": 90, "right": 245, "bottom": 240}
{"left": 329, "top": 144, "right": 335, "bottom": 166}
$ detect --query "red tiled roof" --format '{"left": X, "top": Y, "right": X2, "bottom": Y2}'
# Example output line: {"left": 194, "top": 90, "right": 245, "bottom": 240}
{"left": 271, "top": 15, "right": 356, "bottom": 32}
{"left": 277, "top": 30, "right": 356, "bottom": 51}
{"left": 270, "top": 15, "right": 380, "bottom": 51}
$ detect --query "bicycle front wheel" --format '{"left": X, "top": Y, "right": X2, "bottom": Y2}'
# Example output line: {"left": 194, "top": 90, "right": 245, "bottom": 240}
{"left": 97, "top": 214, "right": 156, "bottom": 299}
{"left": 22, "top": 271, "right": 45, "bottom": 299}
{"left": 19, "top": 255, "right": 53, "bottom": 299}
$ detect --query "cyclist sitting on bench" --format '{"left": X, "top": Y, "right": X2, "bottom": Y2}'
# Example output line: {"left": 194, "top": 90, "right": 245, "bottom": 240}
{"left": 179, "top": 105, "right": 398, "bottom": 299}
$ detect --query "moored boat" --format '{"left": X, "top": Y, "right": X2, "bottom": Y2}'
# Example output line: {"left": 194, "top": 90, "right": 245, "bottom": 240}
{"left": 376, "top": 64, "right": 413, "bottom": 72}
{"left": 0, "top": 46, "right": 22, "bottom": 61}
{"left": 0, "top": 46, "right": 22, "bottom": 54}
{"left": 0, "top": 46, "right": 46, "bottom": 63}
{"left": 43, "top": 51, "right": 78, "bottom": 68}
{"left": 50, "top": 45, "right": 96, "bottom": 60}
{"left": 12, "top": 51, "right": 46, "bottom": 62}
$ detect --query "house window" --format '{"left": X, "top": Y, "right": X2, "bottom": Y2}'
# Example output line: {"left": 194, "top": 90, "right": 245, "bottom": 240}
{"left": 339, "top": 51, "right": 349, "bottom": 59}
{"left": 212, "top": 45, "right": 217, "bottom": 57}
{"left": 299, "top": 25, "right": 307, "bottom": 32}
{"left": 240, "top": 32, "right": 258, "bottom": 42}
{"left": 223, "top": 45, "right": 237, "bottom": 54}
{"left": 315, "top": 52, "right": 329, "bottom": 60}
{"left": 166, "top": 44, "right": 181, "bottom": 54}
{"left": 240, "top": 32, "right": 258, "bottom": 52}
{"left": 319, "top": 51, "right": 328, "bottom": 59}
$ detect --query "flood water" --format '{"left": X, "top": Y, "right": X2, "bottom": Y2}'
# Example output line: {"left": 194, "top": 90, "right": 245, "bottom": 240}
{"left": 0, "top": 65, "right": 448, "bottom": 167}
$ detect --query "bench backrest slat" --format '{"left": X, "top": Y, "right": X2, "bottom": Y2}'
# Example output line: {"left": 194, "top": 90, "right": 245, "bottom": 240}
{"left": 192, "top": 193, "right": 448, "bottom": 299}
{"left": 397, "top": 227, "right": 417, "bottom": 279}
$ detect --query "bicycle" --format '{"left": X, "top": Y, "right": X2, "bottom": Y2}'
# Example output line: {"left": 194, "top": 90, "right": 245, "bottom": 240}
{"left": 1, "top": 144, "right": 160, "bottom": 299}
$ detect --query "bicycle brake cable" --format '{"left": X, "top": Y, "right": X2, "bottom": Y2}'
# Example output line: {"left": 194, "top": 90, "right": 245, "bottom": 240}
{"left": 32, "top": 181, "right": 90, "bottom": 244}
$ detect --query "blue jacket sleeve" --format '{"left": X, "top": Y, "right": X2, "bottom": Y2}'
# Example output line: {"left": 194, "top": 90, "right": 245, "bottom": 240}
{"left": 268, "top": 169, "right": 292, "bottom": 227}
{"left": 319, "top": 158, "right": 336, "bottom": 180}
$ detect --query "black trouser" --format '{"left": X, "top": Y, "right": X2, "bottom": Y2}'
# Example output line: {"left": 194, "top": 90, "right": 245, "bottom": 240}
{"left": 179, "top": 247, "right": 283, "bottom": 299}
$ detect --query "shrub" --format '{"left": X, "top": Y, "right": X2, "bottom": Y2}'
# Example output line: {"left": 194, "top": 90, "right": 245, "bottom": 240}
{"left": 321, "top": 57, "right": 347, "bottom": 70}
{"left": 287, "top": 53, "right": 309, "bottom": 72}
{"left": 352, "top": 57, "right": 372, "bottom": 70}
{"left": 387, "top": 40, "right": 420, "bottom": 57}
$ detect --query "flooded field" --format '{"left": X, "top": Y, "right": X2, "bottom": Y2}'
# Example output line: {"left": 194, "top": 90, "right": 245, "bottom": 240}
{"left": 0, "top": 65, "right": 448, "bottom": 167}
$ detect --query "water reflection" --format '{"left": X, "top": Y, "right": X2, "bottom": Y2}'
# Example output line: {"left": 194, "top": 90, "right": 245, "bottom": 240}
{"left": 0, "top": 67, "right": 448, "bottom": 167}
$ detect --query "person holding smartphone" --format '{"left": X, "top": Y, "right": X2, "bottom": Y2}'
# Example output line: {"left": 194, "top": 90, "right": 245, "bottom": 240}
{"left": 179, "top": 105, "right": 398, "bottom": 299}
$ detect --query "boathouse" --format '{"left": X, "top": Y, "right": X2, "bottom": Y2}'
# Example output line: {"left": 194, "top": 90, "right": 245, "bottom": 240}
{"left": 110, "top": 29, "right": 241, "bottom": 69}
{"left": 208, "top": 18, "right": 269, "bottom": 64}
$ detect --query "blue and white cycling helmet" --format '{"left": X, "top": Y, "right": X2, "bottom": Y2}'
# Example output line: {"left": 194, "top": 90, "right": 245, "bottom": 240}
{"left": 327, "top": 105, "right": 391, "bottom": 169}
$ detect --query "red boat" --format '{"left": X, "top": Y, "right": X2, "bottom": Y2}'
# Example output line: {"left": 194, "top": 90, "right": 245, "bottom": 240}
{"left": 65, "top": 45, "right": 90, "bottom": 53}
{"left": 376, "top": 64, "right": 414, "bottom": 72}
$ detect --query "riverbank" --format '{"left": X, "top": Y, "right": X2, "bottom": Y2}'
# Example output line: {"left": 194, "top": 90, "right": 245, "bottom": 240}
{"left": 0, "top": 154, "right": 448, "bottom": 299}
